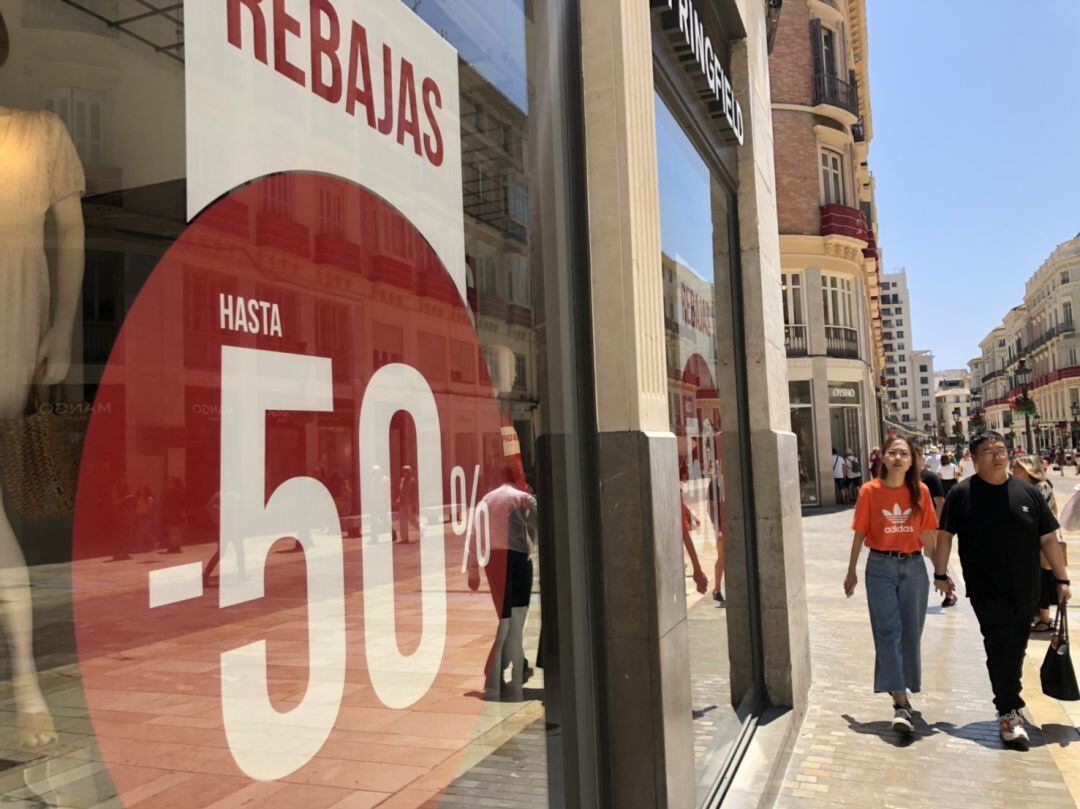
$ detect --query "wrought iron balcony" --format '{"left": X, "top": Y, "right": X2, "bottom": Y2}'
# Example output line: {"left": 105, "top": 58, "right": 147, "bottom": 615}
{"left": 825, "top": 325, "right": 859, "bottom": 359}
{"left": 785, "top": 324, "right": 808, "bottom": 357}
{"left": 812, "top": 71, "right": 859, "bottom": 116}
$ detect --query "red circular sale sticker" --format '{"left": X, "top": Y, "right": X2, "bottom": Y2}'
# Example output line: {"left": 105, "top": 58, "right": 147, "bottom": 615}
{"left": 72, "top": 174, "right": 509, "bottom": 804}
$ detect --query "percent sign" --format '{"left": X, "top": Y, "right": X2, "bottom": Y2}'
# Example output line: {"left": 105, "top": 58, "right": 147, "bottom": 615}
{"left": 451, "top": 465, "right": 491, "bottom": 572}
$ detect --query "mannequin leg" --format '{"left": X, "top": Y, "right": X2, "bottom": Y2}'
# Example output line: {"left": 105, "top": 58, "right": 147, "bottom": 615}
{"left": 0, "top": 499, "right": 56, "bottom": 748}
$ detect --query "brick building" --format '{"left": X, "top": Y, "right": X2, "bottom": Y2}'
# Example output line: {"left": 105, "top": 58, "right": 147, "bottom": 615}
{"left": 773, "top": 0, "right": 885, "bottom": 505}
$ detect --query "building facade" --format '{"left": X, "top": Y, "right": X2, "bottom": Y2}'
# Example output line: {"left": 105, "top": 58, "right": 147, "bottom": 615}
{"left": 877, "top": 269, "right": 935, "bottom": 437}
{"left": 0, "top": 1, "right": 811, "bottom": 807}
{"left": 773, "top": 0, "right": 885, "bottom": 506}
{"left": 977, "top": 234, "right": 1080, "bottom": 454}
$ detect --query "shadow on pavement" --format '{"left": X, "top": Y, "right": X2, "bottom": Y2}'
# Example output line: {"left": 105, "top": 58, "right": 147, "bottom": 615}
{"left": 933, "top": 720, "right": 1055, "bottom": 750}
{"left": 840, "top": 713, "right": 935, "bottom": 748}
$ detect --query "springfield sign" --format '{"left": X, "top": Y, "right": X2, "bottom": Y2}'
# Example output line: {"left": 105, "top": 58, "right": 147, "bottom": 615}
{"left": 653, "top": 0, "right": 744, "bottom": 145}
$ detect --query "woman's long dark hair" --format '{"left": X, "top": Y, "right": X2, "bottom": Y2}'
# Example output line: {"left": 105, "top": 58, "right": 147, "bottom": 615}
{"left": 877, "top": 436, "right": 923, "bottom": 523}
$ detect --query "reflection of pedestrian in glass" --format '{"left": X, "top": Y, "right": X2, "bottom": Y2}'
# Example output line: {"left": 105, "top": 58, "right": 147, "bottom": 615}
{"left": 681, "top": 497, "right": 708, "bottom": 595}
{"left": 161, "top": 477, "right": 187, "bottom": 554}
{"left": 133, "top": 485, "right": 157, "bottom": 552}
{"left": 708, "top": 470, "right": 726, "bottom": 605}
{"left": 393, "top": 465, "right": 419, "bottom": 544}
{"left": 202, "top": 490, "right": 245, "bottom": 585}
{"left": 468, "top": 463, "right": 536, "bottom": 701}
{"left": 109, "top": 479, "right": 135, "bottom": 561}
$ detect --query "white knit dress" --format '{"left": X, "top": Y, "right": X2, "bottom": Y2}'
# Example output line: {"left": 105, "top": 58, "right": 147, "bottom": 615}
{"left": 0, "top": 109, "right": 85, "bottom": 419}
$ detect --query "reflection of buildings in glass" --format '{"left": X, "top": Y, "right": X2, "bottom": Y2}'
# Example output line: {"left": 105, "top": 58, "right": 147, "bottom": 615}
{"left": 72, "top": 174, "right": 507, "bottom": 557}
{"left": 461, "top": 64, "right": 538, "bottom": 482}
{"left": 662, "top": 253, "right": 725, "bottom": 541}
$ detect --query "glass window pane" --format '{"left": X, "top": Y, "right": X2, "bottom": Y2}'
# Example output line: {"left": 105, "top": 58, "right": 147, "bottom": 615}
{"left": 655, "top": 91, "right": 751, "bottom": 804}
{"left": 0, "top": 1, "right": 590, "bottom": 806}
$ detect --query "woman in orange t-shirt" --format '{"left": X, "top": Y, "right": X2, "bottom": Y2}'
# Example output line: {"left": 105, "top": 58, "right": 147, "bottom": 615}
{"left": 843, "top": 436, "right": 938, "bottom": 733}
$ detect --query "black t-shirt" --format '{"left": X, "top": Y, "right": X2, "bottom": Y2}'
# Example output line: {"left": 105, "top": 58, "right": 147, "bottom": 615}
{"left": 920, "top": 468, "right": 944, "bottom": 501}
{"left": 940, "top": 475, "right": 1059, "bottom": 607}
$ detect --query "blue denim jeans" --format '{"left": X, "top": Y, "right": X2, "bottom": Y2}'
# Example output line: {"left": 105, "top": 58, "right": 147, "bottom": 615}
{"left": 865, "top": 551, "right": 929, "bottom": 694}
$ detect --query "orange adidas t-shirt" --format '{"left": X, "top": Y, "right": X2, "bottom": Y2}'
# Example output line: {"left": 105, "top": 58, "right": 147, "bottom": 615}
{"left": 851, "top": 478, "right": 938, "bottom": 553}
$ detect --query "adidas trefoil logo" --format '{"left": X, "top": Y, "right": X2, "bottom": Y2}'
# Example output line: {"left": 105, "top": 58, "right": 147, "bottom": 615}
{"left": 882, "top": 503, "right": 915, "bottom": 534}
{"left": 882, "top": 503, "right": 912, "bottom": 525}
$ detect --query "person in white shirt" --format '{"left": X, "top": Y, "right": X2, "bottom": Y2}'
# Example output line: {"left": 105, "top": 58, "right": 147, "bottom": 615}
{"left": 957, "top": 449, "right": 976, "bottom": 480}
{"left": 924, "top": 445, "right": 942, "bottom": 475}
{"left": 938, "top": 451, "right": 958, "bottom": 495}
{"left": 832, "top": 448, "right": 849, "bottom": 504}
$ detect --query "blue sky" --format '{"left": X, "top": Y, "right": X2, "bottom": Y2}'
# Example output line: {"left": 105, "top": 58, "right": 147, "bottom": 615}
{"left": 866, "top": 1, "right": 1080, "bottom": 371}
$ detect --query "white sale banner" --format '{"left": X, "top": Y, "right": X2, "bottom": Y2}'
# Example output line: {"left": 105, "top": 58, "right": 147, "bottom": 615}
{"left": 183, "top": 0, "right": 467, "bottom": 300}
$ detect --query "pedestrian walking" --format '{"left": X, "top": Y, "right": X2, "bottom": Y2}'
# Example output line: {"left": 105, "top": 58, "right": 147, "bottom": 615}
{"left": 832, "top": 448, "right": 848, "bottom": 505}
{"left": 925, "top": 445, "right": 942, "bottom": 476}
{"left": 869, "top": 447, "right": 882, "bottom": 479}
{"left": 938, "top": 451, "right": 958, "bottom": 496}
{"left": 1010, "top": 456, "right": 1064, "bottom": 635}
{"left": 933, "top": 432, "right": 1071, "bottom": 747}
{"left": 844, "top": 436, "right": 938, "bottom": 733}
{"left": 957, "top": 448, "right": 976, "bottom": 480}
{"left": 918, "top": 460, "right": 955, "bottom": 607}
{"left": 845, "top": 447, "right": 862, "bottom": 499}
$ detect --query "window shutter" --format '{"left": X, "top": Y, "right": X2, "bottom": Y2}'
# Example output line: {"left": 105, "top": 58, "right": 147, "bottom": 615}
{"left": 809, "top": 18, "right": 824, "bottom": 76}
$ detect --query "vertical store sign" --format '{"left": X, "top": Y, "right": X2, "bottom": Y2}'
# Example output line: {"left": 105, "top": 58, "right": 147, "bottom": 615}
{"left": 185, "top": 0, "right": 467, "bottom": 298}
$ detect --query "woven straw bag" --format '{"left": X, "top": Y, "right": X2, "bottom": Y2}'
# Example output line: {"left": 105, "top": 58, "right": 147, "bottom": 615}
{"left": 0, "top": 387, "right": 89, "bottom": 520}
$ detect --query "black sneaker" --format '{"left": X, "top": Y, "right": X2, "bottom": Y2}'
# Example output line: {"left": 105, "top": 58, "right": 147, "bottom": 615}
{"left": 712, "top": 590, "right": 726, "bottom": 606}
{"left": 942, "top": 594, "right": 957, "bottom": 608}
{"left": 891, "top": 704, "right": 913, "bottom": 733}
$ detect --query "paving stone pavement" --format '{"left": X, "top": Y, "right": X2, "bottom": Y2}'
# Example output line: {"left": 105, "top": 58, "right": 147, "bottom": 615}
{"left": 774, "top": 485, "right": 1080, "bottom": 808}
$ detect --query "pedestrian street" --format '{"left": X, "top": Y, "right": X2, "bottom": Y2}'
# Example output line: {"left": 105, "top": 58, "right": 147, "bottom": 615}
{"left": 775, "top": 477, "right": 1080, "bottom": 808}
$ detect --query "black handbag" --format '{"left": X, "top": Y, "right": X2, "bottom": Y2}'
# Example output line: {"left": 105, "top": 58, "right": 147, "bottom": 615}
{"left": 1041, "top": 601, "right": 1080, "bottom": 701}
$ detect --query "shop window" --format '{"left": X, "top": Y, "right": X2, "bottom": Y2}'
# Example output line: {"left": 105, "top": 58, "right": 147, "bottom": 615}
{"left": 656, "top": 89, "right": 751, "bottom": 802}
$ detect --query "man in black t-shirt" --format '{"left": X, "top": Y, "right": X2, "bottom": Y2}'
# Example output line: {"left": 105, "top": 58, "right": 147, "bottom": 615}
{"left": 933, "top": 432, "right": 1071, "bottom": 747}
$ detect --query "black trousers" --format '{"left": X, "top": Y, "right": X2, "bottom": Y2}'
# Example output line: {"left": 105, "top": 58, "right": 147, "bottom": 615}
{"left": 970, "top": 594, "right": 1032, "bottom": 714}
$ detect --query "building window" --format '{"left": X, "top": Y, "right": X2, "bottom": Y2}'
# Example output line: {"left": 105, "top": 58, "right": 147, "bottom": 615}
{"left": 821, "top": 273, "right": 854, "bottom": 327}
{"left": 921, "top": 388, "right": 930, "bottom": 396}
{"left": 781, "top": 272, "right": 805, "bottom": 325}
{"left": 820, "top": 148, "right": 845, "bottom": 206}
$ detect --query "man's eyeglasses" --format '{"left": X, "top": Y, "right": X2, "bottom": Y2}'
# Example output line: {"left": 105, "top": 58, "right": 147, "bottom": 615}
{"left": 978, "top": 448, "right": 1009, "bottom": 459}
{"left": 884, "top": 450, "right": 911, "bottom": 459}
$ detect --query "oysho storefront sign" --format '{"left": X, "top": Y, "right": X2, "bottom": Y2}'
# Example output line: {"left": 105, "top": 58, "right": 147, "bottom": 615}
{"left": 829, "top": 383, "right": 862, "bottom": 405}
{"left": 653, "top": 0, "right": 744, "bottom": 145}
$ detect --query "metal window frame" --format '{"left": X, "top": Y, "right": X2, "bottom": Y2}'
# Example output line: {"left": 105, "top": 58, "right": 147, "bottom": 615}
{"left": 58, "top": 0, "right": 184, "bottom": 63}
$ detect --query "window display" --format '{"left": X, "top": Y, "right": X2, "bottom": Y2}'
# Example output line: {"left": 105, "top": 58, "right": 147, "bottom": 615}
{"left": 0, "top": 2, "right": 589, "bottom": 806}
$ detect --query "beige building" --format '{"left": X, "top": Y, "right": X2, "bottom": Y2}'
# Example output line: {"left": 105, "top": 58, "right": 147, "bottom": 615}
{"left": 976, "top": 232, "right": 1080, "bottom": 453}
{"left": 773, "top": 0, "right": 885, "bottom": 505}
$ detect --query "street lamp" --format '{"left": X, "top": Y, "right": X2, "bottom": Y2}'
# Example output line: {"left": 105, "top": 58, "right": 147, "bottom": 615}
{"left": 1033, "top": 414, "right": 1041, "bottom": 452}
{"left": 1016, "top": 357, "right": 1034, "bottom": 453}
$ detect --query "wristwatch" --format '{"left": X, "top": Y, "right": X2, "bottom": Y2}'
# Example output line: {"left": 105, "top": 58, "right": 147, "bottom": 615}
{"left": 1055, "top": 578, "right": 1071, "bottom": 586}
{"left": 934, "top": 573, "right": 949, "bottom": 581}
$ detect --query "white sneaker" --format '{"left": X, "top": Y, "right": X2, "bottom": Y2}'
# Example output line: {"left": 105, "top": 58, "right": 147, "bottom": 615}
{"left": 998, "top": 710, "right": 1029, "bottom": 746}
{"left": 891, "top": 704, "right": 914, "bottom": 732}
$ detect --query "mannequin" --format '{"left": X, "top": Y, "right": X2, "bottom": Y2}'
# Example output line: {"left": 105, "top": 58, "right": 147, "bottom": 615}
{"left": 0, "top": 9, "right": 87, "bottom": 749}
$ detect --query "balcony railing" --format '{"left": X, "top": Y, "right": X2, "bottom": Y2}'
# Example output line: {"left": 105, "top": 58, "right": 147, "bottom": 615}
{"left": 820, "top": 204, "right": 868, "bottom": 242}
{"left": 785, "top": 324, "right": 808, "bottom": 357}
{"left": 982, "top": 368, "right": 1005, "bottom": 384}
{"left": 812, "top": 71, "right": 859, "bottom": 116}
{"left": 825, "top": 325, "right": 859, "bottom": 359}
